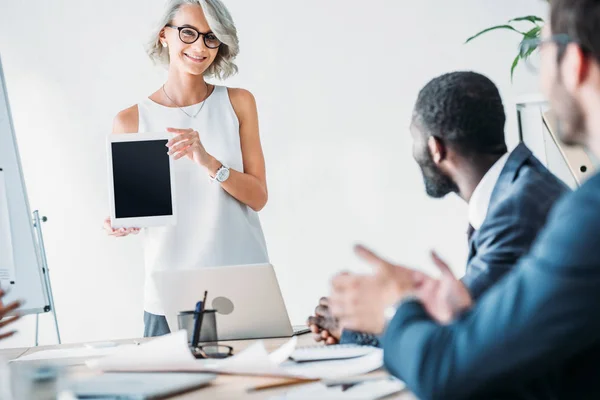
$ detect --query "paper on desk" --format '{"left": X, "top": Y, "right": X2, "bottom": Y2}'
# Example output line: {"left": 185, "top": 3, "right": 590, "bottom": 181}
{"left": 89, "top": 331, "right": 297, "bottom": 375}
{"left": 88, "top": 331, "right": 203, "bottom": 372}
{"left": 89, "top": 330, "right": 383, "bottom": 379}
{"left": 271, "top": 378, "right": 405, "bottom": 400}
{"left": 268, "top": 334, "right": 298, "bottom": 365}
{"left": 280, "top": 349, "right": 384, "bottom": 379}
{"left": 211, "top": 339, "right": 292, "bottom": 376}
{"left": 15, "top": 345, "right": 136, "bottom": 363}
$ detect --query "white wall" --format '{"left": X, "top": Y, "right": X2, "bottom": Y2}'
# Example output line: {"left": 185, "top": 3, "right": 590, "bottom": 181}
{"left": 0, "top": 0, "right": 547, "bottom": 347}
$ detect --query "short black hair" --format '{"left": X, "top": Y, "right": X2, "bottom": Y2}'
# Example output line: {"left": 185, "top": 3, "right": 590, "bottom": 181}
{"left": 551, "top": 0, "right": 600, "bottom": 65}
{"left": 413, "top": 71, "right": 507, "bottom": 156}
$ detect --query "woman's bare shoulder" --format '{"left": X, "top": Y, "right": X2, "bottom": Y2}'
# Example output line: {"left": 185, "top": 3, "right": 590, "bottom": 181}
{"left": 226, "top": 87, "right": 256, "bottom": 122}
{"left": 113, "top": 105, "right": 139, "bottom": 134}
{"left": 227, "top": 87, "right": 255, "bottom": 107}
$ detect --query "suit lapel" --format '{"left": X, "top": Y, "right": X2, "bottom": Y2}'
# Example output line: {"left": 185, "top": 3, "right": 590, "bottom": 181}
{"left": 467, "top": 230, "right": 478, "bottom": 263}
{"left": 466, "top": 143, "right": 532, "bottom": 264}
{"left": 487, "top": 143, "right": 532, "bottom": 210}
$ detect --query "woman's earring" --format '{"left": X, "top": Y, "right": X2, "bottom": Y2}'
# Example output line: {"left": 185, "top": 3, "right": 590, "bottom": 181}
{"left": 162, "top": 41, "right": 167, "bottom": 48}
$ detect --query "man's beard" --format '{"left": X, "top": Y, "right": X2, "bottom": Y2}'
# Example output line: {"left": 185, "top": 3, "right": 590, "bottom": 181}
{"left": 551, "top": 79, "right": 585, "bottom": 146}
{"left": 417, "top": 150, "right": 459, "bottom": 198}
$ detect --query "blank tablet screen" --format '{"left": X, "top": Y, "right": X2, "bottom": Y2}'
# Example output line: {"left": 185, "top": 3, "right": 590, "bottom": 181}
{"left": 111, "top": 140, "right": 173, "bottom": 218}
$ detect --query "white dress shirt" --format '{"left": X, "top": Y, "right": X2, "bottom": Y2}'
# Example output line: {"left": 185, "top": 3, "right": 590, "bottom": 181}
{"left": 468, "top": 153, "right": 510, "bottom": 231}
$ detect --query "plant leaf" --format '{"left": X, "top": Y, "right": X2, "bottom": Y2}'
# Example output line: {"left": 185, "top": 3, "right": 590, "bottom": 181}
{"left": 465, "top": 25, "right": 524, "bottom": 44}
{"left": 509, "top": 15, "right": 544, "bottom": 25}
{"left": 510, "top": 54, "right": 521, "bottom": 82}
{"left": 519, "top": 35, "right": 541, "bottom": 56}
{"left": 525, "top": 46, "right": 537, "bottom": 58}
{"left": 523, "top": 26, "right": 542, "bottom": 39}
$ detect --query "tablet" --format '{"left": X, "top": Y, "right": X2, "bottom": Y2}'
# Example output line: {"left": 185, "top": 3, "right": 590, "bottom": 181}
{"left": 107, "top": 132, "right": 177, "bottom": 228}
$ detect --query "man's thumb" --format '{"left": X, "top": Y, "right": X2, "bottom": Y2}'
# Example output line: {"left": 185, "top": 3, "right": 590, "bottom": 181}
{"left": 412, "top": 270, "right": 427, "bottom": 286}
{"left": 354, "top": 244, "right": 392, "bottom": 273}
{"left": 430, "top": 250, "right": 455, "bottom": 278}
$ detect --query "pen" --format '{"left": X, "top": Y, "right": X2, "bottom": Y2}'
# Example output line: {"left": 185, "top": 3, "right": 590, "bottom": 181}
{"left": 191, "top": 300, "right": 203, "bottom": 347}
{"left": 324, "top": 375, "right": 394, "bottom": 387}
{"left": 247, "top": 378, "right": 316, "bottom": 392}
{"left": 192, "top": 291, "right": 208, "bottom": 347}
{"left": 201, "top": 290, "right": 207, "bottom": 313}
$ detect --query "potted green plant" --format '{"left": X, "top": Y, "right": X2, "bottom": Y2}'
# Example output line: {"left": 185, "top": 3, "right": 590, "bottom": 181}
{"left": 466, "top": 15, "right": 545, "bottom": 80}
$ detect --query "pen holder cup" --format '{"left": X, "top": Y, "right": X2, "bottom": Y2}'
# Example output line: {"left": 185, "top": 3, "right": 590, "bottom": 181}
{"left": 177, "top": 309, "right": 218, "bottom": 344}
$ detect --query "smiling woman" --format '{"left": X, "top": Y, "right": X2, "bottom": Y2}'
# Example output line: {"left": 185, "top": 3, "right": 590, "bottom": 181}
{"left": 146, "top": 0, "right": 239, "bottom": 79}
{"left": 102, "top": 0, "right": 270, "bottom": 337}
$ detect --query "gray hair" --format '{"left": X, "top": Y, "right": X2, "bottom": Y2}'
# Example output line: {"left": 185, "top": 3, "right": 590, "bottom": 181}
{"left": 146, "top": 0, "right": 239, "bottom": 79}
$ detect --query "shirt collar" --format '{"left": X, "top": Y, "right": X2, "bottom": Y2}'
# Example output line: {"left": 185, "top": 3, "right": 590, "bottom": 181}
{"left": 468, "top": 152, "right": 510, "bottom": 231}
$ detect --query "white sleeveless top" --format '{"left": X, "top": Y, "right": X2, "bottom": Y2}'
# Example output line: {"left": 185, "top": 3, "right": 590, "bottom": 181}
{"left": 137, "top": 85, "right": 269, "bottom": 315}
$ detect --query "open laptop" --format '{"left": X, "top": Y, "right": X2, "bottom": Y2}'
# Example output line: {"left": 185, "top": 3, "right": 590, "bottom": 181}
{"left": 154, "top": 264, "right": 310, "bottom": 341}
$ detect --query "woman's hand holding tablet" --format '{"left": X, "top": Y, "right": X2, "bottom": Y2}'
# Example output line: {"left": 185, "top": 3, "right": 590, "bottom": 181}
{"left": 103, "top": 216, "right": 141, "bottom": 237}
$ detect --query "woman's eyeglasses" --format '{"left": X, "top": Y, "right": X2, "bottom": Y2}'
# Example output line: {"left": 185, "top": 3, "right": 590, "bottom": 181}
{"left": 191, "top": 344, "right": 233, "bottom": 359}
{"left": 166, "top": 24, "right": 222, "bottom": 49}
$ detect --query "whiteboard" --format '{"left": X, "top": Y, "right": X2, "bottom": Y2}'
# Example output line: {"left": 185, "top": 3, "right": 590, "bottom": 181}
{"left": 0, "top": 56, "right": 49, "bottom": 315}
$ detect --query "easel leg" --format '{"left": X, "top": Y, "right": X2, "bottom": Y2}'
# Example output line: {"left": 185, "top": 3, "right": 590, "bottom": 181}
{"left": 52, "top": 309, "right": 61, "bottom": 344}
{"left": 32, "top": 211, "right": 61, "bottom": 345}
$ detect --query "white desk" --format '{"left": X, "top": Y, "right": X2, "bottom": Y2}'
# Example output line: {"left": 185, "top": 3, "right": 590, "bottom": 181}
{"left": 0, "top": 335, "right": 417, "bottom": 399}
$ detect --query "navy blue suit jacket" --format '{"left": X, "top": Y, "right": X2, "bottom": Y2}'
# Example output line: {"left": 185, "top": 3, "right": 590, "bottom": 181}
{"left": 462, "top": 143, "right": 569, "bottom": 299}
{"left": 341, "top": 144, "right": 568, "bottom": 346}
{"left": 383, "top": 171, "right": 600, "bottom": 399}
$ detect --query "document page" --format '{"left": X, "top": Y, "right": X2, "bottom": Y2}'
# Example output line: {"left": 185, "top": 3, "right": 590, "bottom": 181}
{"left": 89, "top": 331, "right": 384, "bottom": 379}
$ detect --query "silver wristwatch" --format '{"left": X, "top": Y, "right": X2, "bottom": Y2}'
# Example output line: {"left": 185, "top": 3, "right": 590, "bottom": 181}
{"left": 211, "top": 164, "right": 230, "bottom": 183}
